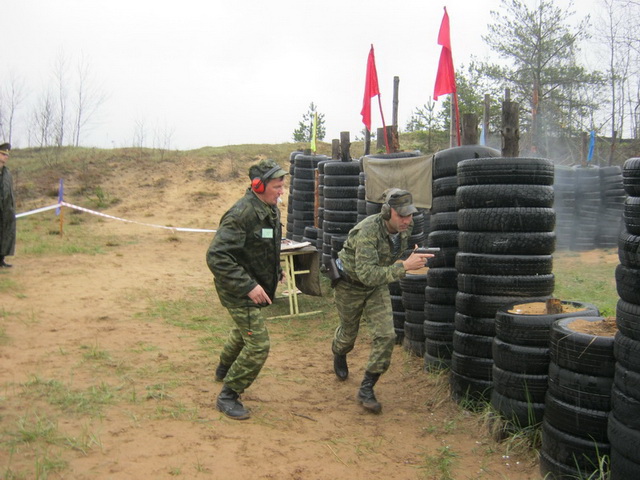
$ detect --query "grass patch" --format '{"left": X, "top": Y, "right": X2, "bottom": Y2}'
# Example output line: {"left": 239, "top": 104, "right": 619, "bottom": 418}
{"left": 21, "top": 377, "right": 118, "bottom": 415}
{"left": 552, "top": 250, "right": 618, "bottom": 316}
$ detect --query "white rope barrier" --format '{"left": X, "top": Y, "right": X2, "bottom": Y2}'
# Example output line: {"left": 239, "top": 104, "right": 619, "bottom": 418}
{"left": 16, "top": 201, "right": 217, "bottom": 233}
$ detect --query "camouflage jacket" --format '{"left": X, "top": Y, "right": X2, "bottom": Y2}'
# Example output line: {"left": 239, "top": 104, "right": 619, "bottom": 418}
{"left": 338, "top": 213, "right": 412, "bottom": 288}
{"left": 0, "top": 166, "right": 16, "bottom": 256}
{"left": 206, "top": 188, "right": 282, "bottom": 308}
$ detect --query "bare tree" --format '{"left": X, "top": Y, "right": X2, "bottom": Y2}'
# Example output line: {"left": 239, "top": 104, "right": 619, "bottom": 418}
{"left": 2, "top": 73, "right": 26, "bottom": 144}
{"left": 72, "top": 54, "right": 106, "bottom": 147}
{"left": 52, "top": 51, "right": 69, "bottom": 147}
{"left": 32, "top": 89, "right": 56, "bottom": 148}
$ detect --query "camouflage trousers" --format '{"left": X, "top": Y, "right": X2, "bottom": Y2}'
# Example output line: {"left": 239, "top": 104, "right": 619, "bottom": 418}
{"left": 331, "top": 281, "right": 395, "bottom": 374}
{"left": 219, "top": 306, "right": 270, "bottom": 394}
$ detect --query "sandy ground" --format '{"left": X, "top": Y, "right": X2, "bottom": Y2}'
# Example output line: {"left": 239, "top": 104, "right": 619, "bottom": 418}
{"left": 0, "top": 156, "right": 541, "bottom": 479}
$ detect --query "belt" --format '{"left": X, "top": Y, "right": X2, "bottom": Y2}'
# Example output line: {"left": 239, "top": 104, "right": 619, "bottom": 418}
{"left": 338, "top": 270, "right": 368, "bottom": 288}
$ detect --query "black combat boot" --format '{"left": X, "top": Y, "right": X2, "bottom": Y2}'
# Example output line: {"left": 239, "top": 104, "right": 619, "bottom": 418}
{"left": 357, "top": 371, "right": 382, "bottom": 413}
{"left": 215, "top": 363, "right": 230, "bottom": 382}
{"left": 333, "top": 354, "right": 348, "bottom": 380}
{"left": 0, "top": 256, "right": 11, "bottom": 268}
{"left": 216, "top": 385, "right": 250, "bottom": 420}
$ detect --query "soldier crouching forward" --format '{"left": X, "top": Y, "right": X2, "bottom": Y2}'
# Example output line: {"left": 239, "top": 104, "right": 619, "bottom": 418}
{"left": 331, "top": 188, "right": 433, "bottom": 413}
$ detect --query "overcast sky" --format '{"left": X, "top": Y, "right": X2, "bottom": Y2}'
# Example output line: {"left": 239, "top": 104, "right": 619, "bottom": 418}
{"left": 4, "top": 0, "right": 599, "bottom": 150}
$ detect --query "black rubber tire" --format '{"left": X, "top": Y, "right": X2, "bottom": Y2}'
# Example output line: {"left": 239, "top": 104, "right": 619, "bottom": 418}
{"left": 423, "top": 320, "right": 455, "bottom": 341}
{"left": 611, "top": 384, "right": 640, "bottom": 430}
{"left": 608, "top": 413, "right": 640, "bottom": 466}
{"left": 403, "top": 321, "right": 426, "bottom": 342}
{"left": 366, "top": 150, "right": 422, "bottom": 160}
{"left": 495, "top": 300, "right": 599, "bottom": 347}
{"left": 610, "top": 447, "right": 640, "bottom": 480}
{"left": 492, "top": 337, "right": 550, "bottom": 374}
{"left": 399, "top": 274, "right": 429, "bottom": 294}
{"left": 451, "top": 351, "right": 493, "bottom": 380}
{"left": 456, "top": 184, "right": 554, "bottom": 209}
{"left": 615, "top": 264, "right": 640, "bottom": 304}
{"left": 424, "top": 302, "right": 457, "bottom": 323}
{"left": 455, "top": 253, "right": 553, "bottom": 275}
{"left": 614, "top": 331, "right": 640, "bottom": 372}
{"left": 402, "top": 335, "right": 426, "bottom": 357}
{"left": 458, "top": 231, "right": 556, "bottom": 255}
{"left": 323, "top": 160, "right": 361, "bottom": 175}
{"left": 457, "top": 157, "right": 555, "bottom": 186}
{"left": 618, "top": 231, "right": 640, "bottom": 269}
{"left": 426, "top": 267, "right": 458, "bottom": 288}
{"left": 323, "top": 198, "right": 358, "bottom": 211}
{"left": 454, "top": 312, "right": 496, "bottom": 336}
{"left": 624, "top": 197, "right": 640, "bottom": 235}
{"left": 432, "top": 145, "right": 501, "bottom": 179}
{"left": 452, "top": 331, "right": 493, "bottom": 358}
{"left": 541, "top": 419, "right": 610, "bottom": 473}
{"left": 424, "top": 351, "right": 451, "bottom": 371}
{"left": 323, "top": 174, "right": 360, "bottom": 187}
{"left": 424, "top": 338, "right": 454, "bottom": 358}
{"left": 457, "top": 207, "right": 555, "bottom": 233}
{"left": 457, "top": 273, "right": 555, "bottom": 297}
{"left": 616, "top": 299, "right": 640, "bottom": 341}
{"left": 550, "top": 316, "right": 616, "bottom": 376}
{"left": 431, "top": 195, "right": 458, "bottom": 214}
{"left": 429, "top": 212, "right": 458, "bottom": 231}
{"left": 323, "top": 209, "right": 358, "bottom": 223}
{"left": 456, "top": 292, "right": 550, "bottom": 318}
{"left": 449, "top": 369, "right": 493, "bottom": 404}
{"left": 543, "top": 391, "right": 609, "bottom": 442}
{"left": 538, "top": 448, "right": 582, "bottom": 480}
{"left": 322, "top": 185, "right": 358, "bottom": 199}
{"left": 432, "top": 176, "right": 458, "bottom": 197}
{"left": 492, "top": 365, "right": 548, "bottom": 403}
{"left": 623, "top": 157, "right": 640, "bottom": 196}
{"left": 426, "top": 230, "right": 459, "bottom": 248}
{"left": 547, "top": 360, "right": 613, "bottom": 411}
{"left": 425, "top": 286, "right": 457, "bottom": 305}
{"left": 614, "top": 361, "right": 640, "bottom": 401}
{"left": 491, "top": 390, "right": 545, "bottom": 427}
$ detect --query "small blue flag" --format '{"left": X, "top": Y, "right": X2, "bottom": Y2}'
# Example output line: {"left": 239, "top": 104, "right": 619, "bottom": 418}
{"left": 56, "top": 178, "right": 64, "bottom": 215}
{"left": 587, "top": 131, "right": 595, "bottom": 163}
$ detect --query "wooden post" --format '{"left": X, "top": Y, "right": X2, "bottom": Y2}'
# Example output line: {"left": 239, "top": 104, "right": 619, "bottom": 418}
{"left": 461, "top": 113, "right": 478, "bottom": 145}
{"left": 501, "top": 101, "right": 519, "bottom": 157}
{"left": 340, "top": 131, "right": 351, "bottom": 162}
{"left": 609, "top": 130, "right": 617, "bottom": 166}
{"left": 392, "top": 76, "right": 400, "bottom": 151}
{"left": 364, "top": 130, "right": 371, "bottom": 156}
{"left": 376, "top": 127, "right": 385, "bottom": 151}
{"left": 331, "top": 139, "right": 341, "bottom": 160}
{"left": 483, "top": 94, "right": 490, "bottom": 145}
{"left": 449, "top": 100, "right": 455, "bottom": 148}
{"left": 581, "top": 132, "right": 588, "bottom": 167}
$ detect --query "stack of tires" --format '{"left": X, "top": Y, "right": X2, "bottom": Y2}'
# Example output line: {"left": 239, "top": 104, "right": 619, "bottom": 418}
{"left": 540, "top": 316, "right": 615, "bottom": 479}
{"left": 320, "top": 160, "right": 360, "bottom": 269}
{"left": 609, "top": 157, "right": 640, "bottom": 478}
{"left": 423, "top": 146, "right": 500, "bottom": 371}
{"left": 572, "top": 166, "right": 601, "bottom": 251}
{"left": 553, "top": 166, "right": 576, "bottom": 250}
{"left": 289, "top": 154, "right": 326, "bottom": 242}
{"left": 597, "top": 165, "right": 626, "bottom": 248}
{"left": 356, "top": 170, "right": 367, "bottom": 223}
{"left": 491, "top": 300, "right": 599, "bottom": 434}
{"left": 451, "top": 157, "right": 556, "bottom": 404}
{"left": 401, "top": 271, "right": 429, "bottom": 356}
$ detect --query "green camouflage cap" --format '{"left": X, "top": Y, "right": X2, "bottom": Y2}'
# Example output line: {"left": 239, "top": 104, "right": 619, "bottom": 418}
{"left": 383, "top": 188, "right": 418, "bottom": 216}
{"left": 248, "top": 159, "right": 287, "bottom": 181}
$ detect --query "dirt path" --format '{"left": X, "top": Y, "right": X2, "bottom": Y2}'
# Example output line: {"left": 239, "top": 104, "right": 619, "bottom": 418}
{"left": 1, "top": 169, "right": 539, "bottom": 479}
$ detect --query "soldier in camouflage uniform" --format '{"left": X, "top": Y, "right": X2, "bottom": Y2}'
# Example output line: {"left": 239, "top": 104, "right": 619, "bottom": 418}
{"left": 0, "top": 143, "right": 15, "bottom": 268}
{"left": 332, "top": 188, "right": 432, "bottom": 413}
{"left": 206, "top": 159, "right": 287, "bottom": 420}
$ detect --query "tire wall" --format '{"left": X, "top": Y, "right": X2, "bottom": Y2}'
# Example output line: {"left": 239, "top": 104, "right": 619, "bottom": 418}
{"left": 609, "top": 157, "right": 640, "bottom": 479}
{"left": 452, "top": 156, "right": 556, "bottom": 406}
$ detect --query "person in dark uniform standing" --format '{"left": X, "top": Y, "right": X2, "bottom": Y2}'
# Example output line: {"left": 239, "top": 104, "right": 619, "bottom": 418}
{"left": 206, "top": 159, "right": 287, "bottom": 420}
{"left": 331, "top": 188, "right": 432, "bottom": 413}
{"left": 0, "top": 143, "right": 16, "bottom": 268}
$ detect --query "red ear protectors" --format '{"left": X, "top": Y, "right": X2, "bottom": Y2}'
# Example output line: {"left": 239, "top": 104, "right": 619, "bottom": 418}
{"left": 251, "top": 166, "right": 281, "bottom": 193}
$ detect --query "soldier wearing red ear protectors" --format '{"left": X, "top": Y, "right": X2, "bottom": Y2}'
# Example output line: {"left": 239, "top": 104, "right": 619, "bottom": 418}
{"left": 206, "top": 159, "right": 287, "bottom": 420}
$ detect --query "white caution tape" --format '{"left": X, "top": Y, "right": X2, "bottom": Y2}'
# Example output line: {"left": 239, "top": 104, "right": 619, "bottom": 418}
{"left": 17, "top": 201, "right": 216, "bottom": 233}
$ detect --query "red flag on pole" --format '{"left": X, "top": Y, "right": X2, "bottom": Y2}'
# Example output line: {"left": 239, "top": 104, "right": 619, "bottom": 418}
{"left": 361, "top": 44, "right": 390, "bottom": 152}
{"left": 361, "top": 44, "right": 380, "bottom": 131}
{"left": 433, "top": 7, "right": 461, "bottom": 146}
